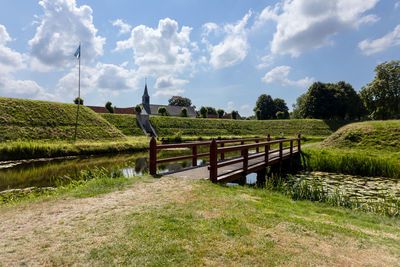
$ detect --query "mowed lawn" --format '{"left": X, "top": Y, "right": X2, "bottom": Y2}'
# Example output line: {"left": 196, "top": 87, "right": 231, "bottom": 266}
{"left": 1, "top": 176, "right": 399, "bottom": 266}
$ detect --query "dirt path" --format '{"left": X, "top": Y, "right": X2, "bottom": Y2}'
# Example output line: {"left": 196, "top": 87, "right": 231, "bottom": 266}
{"left": 0, "top": 177, "right": 193, "bottom": 266}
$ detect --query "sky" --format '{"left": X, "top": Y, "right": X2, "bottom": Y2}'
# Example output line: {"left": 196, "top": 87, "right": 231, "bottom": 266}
{"left": 0, "top": 0, "right": 399, "bottom": 116}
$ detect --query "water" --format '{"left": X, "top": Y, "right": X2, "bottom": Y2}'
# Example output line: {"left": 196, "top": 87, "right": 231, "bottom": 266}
{"left": 0, "top": 151, "right": 207, "bottom": 192}
{"left": 290, "top": 171, "right": 400, "bottom": 204}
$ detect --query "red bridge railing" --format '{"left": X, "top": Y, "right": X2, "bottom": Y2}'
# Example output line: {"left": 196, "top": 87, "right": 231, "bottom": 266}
{"left": 149, "top": 134, "right": 301, "bottom": 177}
{"left": 149, "top": 136, "right": 272, "bottom": 175}
{"left": 208, "top": 134, "right": 301, "bottom": 182}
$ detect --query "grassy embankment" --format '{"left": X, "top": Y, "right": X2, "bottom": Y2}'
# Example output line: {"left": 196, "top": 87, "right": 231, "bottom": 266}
{"left": 0, "top": 97, "right": 148, "bottom": 160}
{"left": 1, "top": 173, "right": 399, "bottom": 266}
{"left": 302, "top": 120, "right": 400, "bottom": 178}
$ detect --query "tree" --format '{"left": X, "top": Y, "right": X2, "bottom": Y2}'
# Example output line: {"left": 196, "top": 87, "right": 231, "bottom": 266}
{"left": 168, "top": 96, "right": 192, "bottom": 107}
{"left": 105, "top": 101, "right": 114, "bottom": 113}
{"left": 205, "top": 106, "right": 217, "bottom": 115}
{"left": 74, "top": 97, "right": 83, "bottom": 105}
{"left": 291, "top": 93, "right": 307, "bottom": 119}
{"left": 217, "top": 109, "right": 224, "bottom": 118}
{"left": 180, "top": 107, "right": 188, "bottom": 117}
{"left": 231, "top": 110, "right": 239, "bottom": 120}
{"left": 135, "top": 104, "right": 142, "bottom": 114}
{"left": 158, "top": 107, "right": 169, "bottom": 116}
{"left": 302, "top": 81, "right": 364, "bottom": 120}
{"left": 359, "top": 60, "right": 400, "bottom": 119}
{"left": 273, "top": 98, "right": 289, "bottom": 119}
{"left": 199, "top": 106, "right": 208, "bottom": 118}
{"left": 255, "top": 109, "right": 261, "bottom": 120}
{"left": 254, "top": 94, "right": 276, "bottom": 120}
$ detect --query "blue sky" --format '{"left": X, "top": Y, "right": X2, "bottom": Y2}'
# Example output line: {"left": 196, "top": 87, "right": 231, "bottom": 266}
{"left": 0, "top": 0, "right": 399, "bottom": 116}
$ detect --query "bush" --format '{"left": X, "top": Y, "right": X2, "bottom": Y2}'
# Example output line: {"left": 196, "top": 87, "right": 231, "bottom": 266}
{"left": 180, "top": 107, "right": 188, "bottom": 117}
{"left": 199, "top": 106, "right": 208, "bottom": 118}
{"left": 74, "top": 97, "right": 84, "bottom": 105}
{"left": 231, "top": 110, "right": 238, "bottom": 120}
{"left": 276, "top": 111, "right": 286, "bottom": 119}
{"left": 135, "top": 105, "right": 142, "bottom": 114}
{"left": 158, "top": 107, "right": 169, "bottom": 116}
{"left": 105, "top": 101, "right": 114, "bottom": 113}
{"left": 217, "top": 109, "right": 224, "bottom": 118}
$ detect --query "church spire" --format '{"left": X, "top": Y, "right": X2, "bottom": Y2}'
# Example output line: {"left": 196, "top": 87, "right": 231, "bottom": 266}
{"left": 142, "top": 78, "right": 150, "bottom": 114}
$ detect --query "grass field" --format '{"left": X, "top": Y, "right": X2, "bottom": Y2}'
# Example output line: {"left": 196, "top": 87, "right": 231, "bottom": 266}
{"left": 0, "top": 97, "right": 124, "bottom": 141}
{"left": 150, "top": 116, "right": 346, "bottom": 137}
{"left": 100, "top": 114, "right": 145, "bottom": 136}
{"left": 1, "top": 174, "right": 399, "bottom": 266}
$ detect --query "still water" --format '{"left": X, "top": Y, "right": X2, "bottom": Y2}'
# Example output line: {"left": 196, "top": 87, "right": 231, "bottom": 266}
{"left": 1, "top": 153, "right": 399, "bottom": 205}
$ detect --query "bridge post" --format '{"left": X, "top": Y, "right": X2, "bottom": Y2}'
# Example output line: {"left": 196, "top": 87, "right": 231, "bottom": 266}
{"left": 192, "top": 145, "right": 197, "bottom": 167}
{"left": 209, "top": 139, "right": 218, "bottom": 182}
{"left": 220, "top": 143, "right": 225, "bottom": 160}
{"left": 279, "top": 141, "right": 283, "bottom": 160}
{"left": 242, "top": 148, "right": 248, "bottom": 174}
{"left": 297, "top": 133, "right": 301, "bottom": 152}
{"left": 256, "top": 140, "right": 259, "bottom": 153}
{"left": 290, "top": 140, "right": 293, "bottom": 156}
{"left": 256, "top": 168, "right": 266, "bottom": 187}
{"left": 267, "top": 133, "right": 270, "bottom": 142}
{"left": 150, "top": 137, "right": 157, "bottom": 175}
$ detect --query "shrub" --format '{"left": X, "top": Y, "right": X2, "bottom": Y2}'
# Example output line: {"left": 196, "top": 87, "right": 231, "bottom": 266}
{"left": 217, "top": 109, "right": 224, "bottom": 118}
{"left": 74, "top": 97, "right": 84, "bottom": 105}
{"left": 231, "top": 110, "right": 238, "bottom": 120}
{"left": 105, "top": 101, "right": 114, "bottom": 113}
{"left": 180, "top": 107, "right": 188, "bottom": 117}
{"left": 158, "top": 107, "right": 169, "bottom": 116}
{"left": 276, "top": 111, "right": 286, "bottom": 119}
{"left": 135, "top": 105, "right": 142, "bottom": 114}
{"left": 199, "top": 106, "right": 208, "bottom": 118}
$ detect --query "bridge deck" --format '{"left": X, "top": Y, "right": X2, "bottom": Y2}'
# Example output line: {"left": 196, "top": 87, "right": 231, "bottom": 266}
{"left": 168, "top": 148, "right": 298, "bottom": 183}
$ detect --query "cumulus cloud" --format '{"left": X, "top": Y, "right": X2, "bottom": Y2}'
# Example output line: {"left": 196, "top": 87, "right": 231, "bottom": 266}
{"left": 154, "top": 75, "right": 188, "bottom": 89}
{"left": 55, "top": 62, "right": 139, "bottom": 100}
{"left": 226, "top": 101, "right": 235, "bottom": 111}
{"left": 256, "top": 0, "right": 379, "bottom": 57}
{"left": 153, "top": 88, "right": 184, "bottom": 97}
{"left": 0, "top": 25, "right": 26, "bottom": 73}
{"left": 359, "top": 24, "right": 400, "bottom": 55}
{"left": 29, "top": 0, "right": 105, "bottom": 71}
{"left": 203, "top": 11, "right": 251, "bottom": 69}
{"left": 262, "top": 65, "right": 314, "bottom": 88}
{"left": 115, "top": 18, "right": 193, "bottom": 76}
{"left": 256, "top": 54, "right": 274, "bottom": 69}
{"left": 112, "top": 19, "right": 131, "bottom": 35}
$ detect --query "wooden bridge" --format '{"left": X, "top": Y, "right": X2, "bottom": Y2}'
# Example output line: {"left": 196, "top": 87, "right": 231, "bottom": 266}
{"left": 149, "top": 134, "right": 301, "bottom": 184}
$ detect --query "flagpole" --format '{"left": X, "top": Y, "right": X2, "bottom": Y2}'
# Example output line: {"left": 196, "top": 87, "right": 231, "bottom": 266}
{"left": 74, "top": 42, "right": 81, "bottom": 142}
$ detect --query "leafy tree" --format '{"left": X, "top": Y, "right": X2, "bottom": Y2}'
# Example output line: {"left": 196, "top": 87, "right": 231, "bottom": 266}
{"left": 157, "top": 107, "right": 169, "bottom": 116}
{"left": 74, "top": 97, "right": 83, "bottom": 105}
{"left": 276, "top": 111, "right": 286, "bottom": 119}
{"left": 105, "top": 101, "right": 114, "bottom": 113}
{"left": 231, "top": 110, "right": 238, "bottom": 120}
{"left": 205, "top": 106, "right": 217, "bottom": 115}
{"left": 359, "top": 60, "right": 400, "bottom": 119}
{"left": 301, "top": 81, "right": 363, "bottom": 120}
{"left": 135, "top": 104, "right": 142, "bottom": 114}
{"left": 180, "top": 107, "right": 188, "bottom": 117}
{"left": 291, "top": 93, "right": 307, "bottom": 119}
{"left": 217, "top": 109, "right": 224, "bottom": 118}
{"left": 255, "top": 109, "right": 261, "bottom": 120}
{"left": 273, "top": 98, "right": 289, "bottom": 119}
{"left": 254, "top": 94, "right": 276, "bottom": 120}
{"left": 168, "top": 96, "right": 192, "bottom": 107}
{"left": 199, "top": 106, "right": 208, "bottom": 118}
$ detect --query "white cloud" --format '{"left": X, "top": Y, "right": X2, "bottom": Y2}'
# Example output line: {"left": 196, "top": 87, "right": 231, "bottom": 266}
{"left": 0, "top": 25, "right": 27, "bottom": 73}
{"left": 204, "top": 11, "right": 252, "bottom": 69}
{"left": 395, "top": 2, "right": 400, "bottom": 9}
{"left": 256, "top": 0, "right": 379, "bottom": 57}
{"left": 55, "top": 63, "right": 139, "bottom": 100}
{"left": 359, "top": 24, "right": 400, "bottom": 55}
{"left": 112, "top": 19, "right": 131, "bottom": 35}
{"left": 155, "top": 75, "right": 188, "bottom": 89}
{"left": 115, "top": 18, "right": 194, "bottom": 76}
{"left": 153, "top": 88, "right": 184, "bottom": 97}
{"left": 256, "top": 54, "right": 274, "bottom": 69}
{"left": 0, "top": 72, "right": 53, "bottom": 99}
{"left": 202, "top": 23, "right": 219, "bottom": 36}
{"left": 262, "top": 65, "right": 314, "bottom": 88}
{"left": 29, "top": 0, "right": 105, "bottom": 71}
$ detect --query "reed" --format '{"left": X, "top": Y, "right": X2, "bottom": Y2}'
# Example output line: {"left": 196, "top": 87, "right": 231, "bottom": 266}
{"left": 266, "top": 175, "right": 400, "bottom": 217}
{"left": 301, "top": 147, "right": 400, "bottom": 178}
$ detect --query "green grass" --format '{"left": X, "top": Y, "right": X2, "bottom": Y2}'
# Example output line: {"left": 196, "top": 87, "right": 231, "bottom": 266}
{"left": 2, "top": 175, "right": 400, "bottom": 265}
{"left": 323, "top": 120, "right": 400, "bottom": 151}
{"left": 150, "top": 116, "right": 346, "bottom": 137}
{"left": 0, "top": 97, "right": 124, "bottom": 141}
{"left": 302, "top": 146, "right": 400, "bottom": 178}
{"left": 101, "top": 113, "right": 145, "bottom": 136}
{"left": 0, "top": 137, "right": 149, "bottom": 161}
